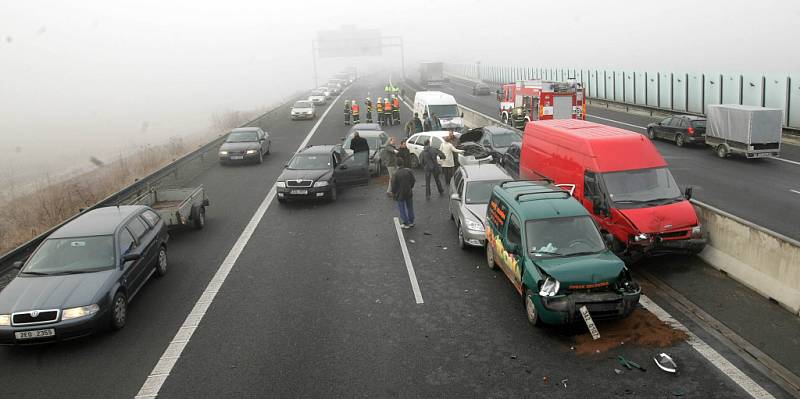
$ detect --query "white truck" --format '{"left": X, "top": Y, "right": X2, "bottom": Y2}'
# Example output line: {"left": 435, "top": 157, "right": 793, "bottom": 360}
{"left": 409, "top": 91, "right": 465, "bottom": 136}
{"left": 419, "top": 62, "right": 444, "bottom": 87}
{"left": 706, "top": 104, "right": 783, "bottom": 159}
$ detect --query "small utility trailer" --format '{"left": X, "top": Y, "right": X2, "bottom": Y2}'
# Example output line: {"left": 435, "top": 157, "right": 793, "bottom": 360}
{"left": 132, "top": 186, "right": 209, "bottom": 229}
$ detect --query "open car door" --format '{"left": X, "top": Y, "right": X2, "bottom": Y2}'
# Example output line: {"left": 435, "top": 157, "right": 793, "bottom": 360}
{"left": 334, "top": 154, "right": 369, "bottom": 187}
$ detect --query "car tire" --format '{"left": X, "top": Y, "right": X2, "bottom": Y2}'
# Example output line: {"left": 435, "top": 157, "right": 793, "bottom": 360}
{"left": 277, "top": 197, "right": 287, "bottom": 204}
{"left": 716, "top": 144, "right": 728, "bottom": 158}
{"left": 486, "top": 243, "right": 497, "bottom": 270}
{"left": 524, "top": 288, "right": 542, "bottom": 327}
{"left": 192, "top": 205, "right": 205, "bottom": 230}
{"left": 647, "top": 128, "right": 656, "bottom": 140}
{"left": 265, "top": 142, "right": 271, "bottom": 155}
{"left": 155, "top": 246, "right": 168, "bottom": 277}
{"left": 675, "top": 134, "right": 685, "bottom": 147}
{"left": 458, "top": 223, "right": 467, "bottom": 250}
{"left": 410, "top": 154, "right": 420, "bottom": 169}
{"left": 110, "top": 291, "right": 128, "bottom": 331}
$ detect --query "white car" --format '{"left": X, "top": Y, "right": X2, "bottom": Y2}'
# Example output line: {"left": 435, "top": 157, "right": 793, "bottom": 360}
{"left": 308, "top": 90, "right": 326, "bottom": 106}
{"left": 318, "top": 86, "right": 333, "bottom": 99}
{"left": 291, "top": 100, "right": 316, "bottom": 120}
{"left": 404, "top": 130, "right": 489, "bottom": 169}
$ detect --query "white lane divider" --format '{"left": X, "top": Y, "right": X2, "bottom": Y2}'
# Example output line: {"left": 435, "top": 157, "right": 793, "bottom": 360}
{"left": 393, "top": 217, "right": 424, "bottom": 304}
{"left": 791, "top": 189, "right": 800, "bottom": 195}
{"left": 640, "top": 295, "right": 774, "bottom": 399}
{"left": 135, "top": 88, "right": 349, "bottom": 399}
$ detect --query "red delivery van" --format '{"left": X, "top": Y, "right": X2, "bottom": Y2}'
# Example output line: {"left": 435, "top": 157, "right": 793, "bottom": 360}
{"left": 519, "top": 119, "right": 706, "bottom": 262}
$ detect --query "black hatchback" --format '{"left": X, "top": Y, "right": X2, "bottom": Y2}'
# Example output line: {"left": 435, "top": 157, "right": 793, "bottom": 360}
{"left": 0, "top": 205, "right": 169, "bottom": 345}
{"left": 647, "top": 115, "right": 706, "bottom": 147}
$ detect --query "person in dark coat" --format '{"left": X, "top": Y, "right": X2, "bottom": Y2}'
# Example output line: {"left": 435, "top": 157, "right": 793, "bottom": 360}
{"left": 391, "top": 158, "right": 416, "bottom": 228}
{"left": 419, "top": 139, "right": 445, "bottom": 199}
{"left": 349, "top": 131, "right": 370, "bottom": 166}
{"left": 396, "top": 140, "right": 411, "bottom": 167}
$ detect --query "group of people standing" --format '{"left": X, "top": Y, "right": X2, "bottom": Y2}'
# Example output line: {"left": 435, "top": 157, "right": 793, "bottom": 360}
{"left": 344, "top": 96, "right": 400, "bottom": 127}
{"left": 380, "top": 131, "right": 463, "bottom": 229}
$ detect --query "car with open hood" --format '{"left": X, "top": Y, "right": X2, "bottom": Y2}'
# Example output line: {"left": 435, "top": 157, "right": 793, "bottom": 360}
{"left": 461, "top": 125, "right": 522, "bottom": 164}
{"left": 0, "top": 205, "right": 169, "bottom": 344}
{"left": 276, "top": 145, "right": 368, "bottom": 203}
{"left": 218, "top": 127, "right": 271, "bottom": 164}
{"left": 449, "top": 164, "right": 512, "bottom": 248}
{"left": 405, "top": 131, "right": 489, "bottom": 167}
{"left": 291, "top": 100, "right": 316, "bottom": 120}
{"left": 342, "top": 130, "right": 389, "bottom": 176}
{"left": 484, "top": 180, "right": 640, "bottom": 326}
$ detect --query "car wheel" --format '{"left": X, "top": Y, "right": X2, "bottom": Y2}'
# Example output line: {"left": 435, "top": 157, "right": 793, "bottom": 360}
{"left": 675, "top": 134, "right": 685, "bottom": 147}
{"left": 647, "top": 128, "right": 656, "bottom": 140}
{"left": 458, "top": 223, "right": 467, "bottom": 250}
{"left": 110, "top": 291, "right": 127, "bottom": 331}
{"left": 277, "top": 197, "right": 287, "bottom": 204}
{"left": 410, "top": 154, "right": 420, "bottom": 169}
{"left": 716, "top": 144, "right": 728, "bottom": 158}
{"left": 525, "top": 288, "right": 542, "bottom": 326}
{"left": 155, "top": 246, "right": 168, "bottom": 277}
{"left": 486, "top": 243, "right": 497, "bottom": 270}
{"left": 501, "top": 113, "right": 509, "bottom": 125}
{"left": 192, "top": 205, "right": 205, "bottom": 230}
{"left": 265, "top": 142, "right": 271, "bottom": 154}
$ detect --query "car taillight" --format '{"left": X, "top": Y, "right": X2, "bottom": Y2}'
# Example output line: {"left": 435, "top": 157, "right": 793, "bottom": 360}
{"left": 687, "top": 127, "right": 695, "bottom": 136}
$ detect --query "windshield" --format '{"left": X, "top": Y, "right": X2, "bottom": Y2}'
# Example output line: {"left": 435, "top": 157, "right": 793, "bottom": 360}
{"left": 288, "top": 154, "right": 331, "bottom": 170}
{"left": 226, "top": 131, "right": 258, "bottom": 143}
{"left": 527, "top": 216, "right": 606, "bottom": 257}
{"left": 465, "top": 180, "right": 507, "bottom": 204}
{"left": 22, "top": 236, "right": 115, "bottom": 275}
{"left": 602, "top": 167, "right": 682, "bottom": 206}
{"left": 294, "top": 101, "right": 312, "bottom": 108}
{"left": 491, "top": 132, "right": 521, "bottom": 148}
{"left": 428, "top": 104, "right": 460, "bottom": 118}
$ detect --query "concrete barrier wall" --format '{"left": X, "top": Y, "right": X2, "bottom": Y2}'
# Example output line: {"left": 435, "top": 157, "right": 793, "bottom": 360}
{"left": 432, "top": 83, "right": 800, "bottom": 317}
{"left": 693, "top": 201, "right": 800, "bottom": 316}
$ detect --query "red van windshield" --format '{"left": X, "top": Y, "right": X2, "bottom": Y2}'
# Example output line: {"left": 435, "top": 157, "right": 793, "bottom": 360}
{"left": 603, "top": 167, "right": 682, "bottom": 207}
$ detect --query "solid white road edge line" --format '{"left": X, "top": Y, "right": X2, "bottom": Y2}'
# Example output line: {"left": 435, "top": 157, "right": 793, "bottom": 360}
{"left": 791, "top": 189, "right": 800, "bottom": 195}
{"left": 640, "top": 295, "right": 774, "bottom": 399}
{"left": 134, "top": 88, "right": 349, "bottom": 399}
{"left": 393, "top": 217, "right": 424, "bottom": 304}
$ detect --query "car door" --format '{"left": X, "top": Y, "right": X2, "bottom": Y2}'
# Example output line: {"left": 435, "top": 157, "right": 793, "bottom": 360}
{"left": 334, "top": 153, "right": 369, "bottom": 187}
{"left": 655, "top": 117, "right": 671, "bottom": 138}
{"left": 504, "top": 145, "right": 520, "bottom": 177}
{"left": 125, "top": 216, "right": 155, "bottom": 290}
{"left": 118, "top": 227, "right": 145, "bottom": 295}
{"left": 673, "top": 118, "right": 687, "bottom": 141}
{"left": 502, "top": 212, "right": 524, "bottom": 288}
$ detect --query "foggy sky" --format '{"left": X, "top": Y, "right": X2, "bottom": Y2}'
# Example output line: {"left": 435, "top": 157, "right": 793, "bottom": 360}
{"left": 1, "top": 0, "right": 798, "bottom": 183}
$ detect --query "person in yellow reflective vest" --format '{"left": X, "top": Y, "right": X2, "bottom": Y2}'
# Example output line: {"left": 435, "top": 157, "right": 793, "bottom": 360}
{"left": 364, "top": 97, "right": 373, "bottom": 123}
{"left": 376, "top": 97, "right": 384, "bottom": 126}
{"left": 351, "top": 100, "right": 360, "bottom": 124}
{"left": 392, "top": 95, "right": 400, "bottom": 125}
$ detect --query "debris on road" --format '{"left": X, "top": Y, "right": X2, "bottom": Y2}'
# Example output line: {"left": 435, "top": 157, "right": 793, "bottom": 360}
{"left": 572, "top": 309, "right": 687, "bottom": 355}
{"left": 579, "top": 305, "right": 600, "bottom": 340}
{"left": 654, "top": 353, "right": 677, "bottom": 373}
{"left": 423, "top": 231, "right": 432, "bottom": 235}
{"left": 510, "top": 354, "right": 517, "bottom": 360}
{"left": 561, "top": 378, "right": 568, "bottom": 388}
{"left": 542, "top": 376, "right": 549, "bottom": 385}
{"left": 617, "top": 356, "right": 646, "bottom": 372}
{"left": 464, "top": 352, "right": 471, "bottom": 358}
{"left": 408, "top": 239, "right": 415, "bottom": 243}
{"left": 613, "top": 368, "right": 623, "bottom": 375}
{"left": 671, "top": 388, "right": 686, "bottom": 396}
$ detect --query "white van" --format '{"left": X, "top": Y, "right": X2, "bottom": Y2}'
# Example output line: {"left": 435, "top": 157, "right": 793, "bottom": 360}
{"left": 412, "top": 91, "right": 465, "bottom": 133}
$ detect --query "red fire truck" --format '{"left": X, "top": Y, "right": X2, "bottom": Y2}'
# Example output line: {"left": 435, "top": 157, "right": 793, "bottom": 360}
{"left": 496, "top": 80, "right": 586, "bottom": 129}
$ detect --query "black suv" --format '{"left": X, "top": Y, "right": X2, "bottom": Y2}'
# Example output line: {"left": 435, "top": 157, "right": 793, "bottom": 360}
{"left": 276, "top": 145, "right": 369, "bottom": 203}
{"left": 0, "top": 205, "right": 169, "bottom": 344}
{"left": 647, "top": 115, "right": 706, "bottom": 147}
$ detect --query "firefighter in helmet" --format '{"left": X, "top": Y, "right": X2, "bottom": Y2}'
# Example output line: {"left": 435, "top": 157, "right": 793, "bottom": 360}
{"left": 376, "top": 97, "right": 384, "bottom": 126}
{"left": 364, "top": 97, "right": 373, "bottom": 123}
{"left": 344, "top": 99, "right": 351, "bottom": 126}
{"left": 391, "top": 95, "right": 400, "bottom": 125}
{"left": 383, "top": 97, "right": 393, "bottom": 126}
{"left": 351, "top": 99, "right": 360, "bottom": 124}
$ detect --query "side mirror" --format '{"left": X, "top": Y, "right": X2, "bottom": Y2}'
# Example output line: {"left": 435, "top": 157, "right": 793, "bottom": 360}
{"left": 592, "top": 198, "right": 607, "bottom": 216}
{"left": 450, "top": 193, "right": 460, "bottom": 201}
{"left": 12, "top": 261, "right": 23, "bottom": 270}
{"left": 603, "top": 233, "right": 615, "bottom": 246}
{"left": 505, "top": 242, "right": 519, "bottom": 254}
{"left": 339, "top": 164, "right": 348, "bottom": 170}
{"left": 461, "top": 112, "right": 464, "bottom": 118}
{"left": 684, "top": 187, "right": 693, "bottom": 200}
{"left": 284, "top": 164, "right": 289, "bottom": 168}
{"left": 122, "top": 253, "right": 141, "bottom": 263}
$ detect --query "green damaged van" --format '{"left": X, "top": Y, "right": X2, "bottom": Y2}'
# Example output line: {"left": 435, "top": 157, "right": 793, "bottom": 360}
{"left": 485, "top": 181, "right": 641, "bottom": 325}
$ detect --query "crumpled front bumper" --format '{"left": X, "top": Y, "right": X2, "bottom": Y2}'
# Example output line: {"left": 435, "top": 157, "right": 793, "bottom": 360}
{"left": 538, "top": 290, "right": 640, "bottom": 325}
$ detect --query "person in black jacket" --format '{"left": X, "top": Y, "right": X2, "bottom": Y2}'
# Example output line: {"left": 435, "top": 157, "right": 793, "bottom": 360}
{"left": 391, "top": 158, "right": 416, "bottom": 228}
{"left": 349, "top": 132, "right": 370, "bottom": 166}
{"left": 396, "top": 140, "right": 411, "bottom": 168}
{"left": 419, "top": 139, "right": 445, "bottom": 199}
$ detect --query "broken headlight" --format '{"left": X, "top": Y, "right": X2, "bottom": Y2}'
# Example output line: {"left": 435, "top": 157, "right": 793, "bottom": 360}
{"left": 539, "top": 276, "right": 560, "bottom": 297}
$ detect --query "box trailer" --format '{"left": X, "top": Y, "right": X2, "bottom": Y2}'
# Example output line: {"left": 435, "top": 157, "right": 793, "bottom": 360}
{"left": 131, "top": 186, "right": 209, "bottom": 229}
{"left": 706, "top": 104, "right": 783, "bottom": 159}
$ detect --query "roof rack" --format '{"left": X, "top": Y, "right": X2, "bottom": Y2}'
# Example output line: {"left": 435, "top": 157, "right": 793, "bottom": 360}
{"left": 500, "top": 178, "right": 553, "bottom": 188}
{"left": 514, "top": 190, "right": 571, "bottom": 202}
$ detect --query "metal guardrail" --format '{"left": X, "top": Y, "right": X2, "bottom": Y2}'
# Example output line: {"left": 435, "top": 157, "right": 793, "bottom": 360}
{"left": 0, "top": 92, "right": 303, "bottom": 275}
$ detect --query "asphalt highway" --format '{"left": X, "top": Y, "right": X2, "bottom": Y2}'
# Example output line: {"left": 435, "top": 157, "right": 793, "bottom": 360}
{"left": 439, "top": 78, "right": 800, "bottom": 241}
{"left": 0, "top": 76, "right": 792, "bottom": 398}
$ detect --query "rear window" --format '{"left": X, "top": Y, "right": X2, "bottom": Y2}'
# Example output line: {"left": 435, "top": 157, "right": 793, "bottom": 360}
{"left": 691, "top": 120, "right": 706, "bottom": 128}
{"left": 142, "top": 210, "right": 160, "bottom": 227}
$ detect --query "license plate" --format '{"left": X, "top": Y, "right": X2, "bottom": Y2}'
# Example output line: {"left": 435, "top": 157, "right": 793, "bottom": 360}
{"left": 15, "top": 328, "right": 55, "bottom": 340}
{"left": 753, "top": 152, "right": 770, "bottom": 158}
{"left": 290, "top": 189, "right": 308, "bottom": 195}
{"left": 230, "top": 156, "right": 244, "bottom": 160}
